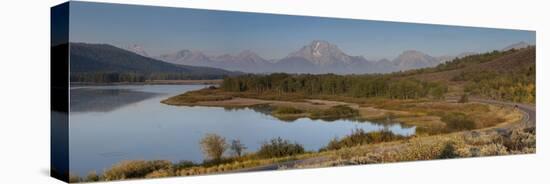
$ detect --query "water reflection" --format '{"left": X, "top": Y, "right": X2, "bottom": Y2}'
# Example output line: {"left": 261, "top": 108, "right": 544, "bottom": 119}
{"left": 224, "top": 104, "right": 415, "bottom": 129}
{"left": 70, "top": 88, "right": 159, "bottom": 113}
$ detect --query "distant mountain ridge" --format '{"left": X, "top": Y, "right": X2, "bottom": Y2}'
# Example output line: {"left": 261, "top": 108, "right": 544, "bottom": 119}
{"left": 502, "top": 41, "right": 530, "bottom": 51}
{"left": 392, "top": 50, "right": 439, "bottom": 70}
{"left": 143, "top": 40, "right": 532, "bottom": 74}
{"left": 155, "top": 40, "right": 395, "bottom": 74}
{"left": 66, "top": 41, "right": 532, "bottom": 83}
{"left": 68, "top": 43, "right": 240, "bottom": 82}
{"left": 157, "top": 49, "right": 270, "bottom": 73}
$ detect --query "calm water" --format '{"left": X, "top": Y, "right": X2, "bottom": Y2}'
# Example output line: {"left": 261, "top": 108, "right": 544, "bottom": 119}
{"left": 69, "top": 85, "right": 415, "bottom": 175}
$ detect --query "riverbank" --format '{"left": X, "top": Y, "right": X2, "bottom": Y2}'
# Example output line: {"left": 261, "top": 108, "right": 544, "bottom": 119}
{"left": 69, "top": 123, "right": 535, "bottom": 182}
{"left": 162, "top": 87, "right": 522, "bottom": 135}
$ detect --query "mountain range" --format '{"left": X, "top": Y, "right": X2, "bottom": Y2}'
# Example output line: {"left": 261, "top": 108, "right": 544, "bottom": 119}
{"left": 69, "top": 43, "right": 240, "bottom": 80}
{"left": 66, "top": 40, "right": 531, "bottom": 83}
{"left": 146, "top": 40, "right": 528, "bottom": 74}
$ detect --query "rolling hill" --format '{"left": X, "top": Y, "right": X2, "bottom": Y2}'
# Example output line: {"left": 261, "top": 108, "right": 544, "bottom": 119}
{"left": 399, "top": 46, "right": 535, "bottom": 103}
{"left": 402, "top": 46, "right": 535, "bottom": 82}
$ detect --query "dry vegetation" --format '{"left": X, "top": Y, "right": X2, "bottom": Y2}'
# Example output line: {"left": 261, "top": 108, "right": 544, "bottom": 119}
{"left": 287, "top": 126, "right": 535, "bottom": 169}
{"left": 69, "top": 124, "right": 534, "bottom": 182}
{"left": 162, "top": 87, "right": 522, "bottom": 135}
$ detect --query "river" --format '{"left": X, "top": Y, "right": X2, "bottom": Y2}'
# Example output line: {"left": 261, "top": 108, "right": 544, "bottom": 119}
{"left": 68, "top": 84, "right": 415, "bottom": 175}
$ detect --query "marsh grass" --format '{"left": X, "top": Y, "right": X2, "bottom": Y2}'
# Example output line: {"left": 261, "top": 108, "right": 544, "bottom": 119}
{"left": 161, "top": 88, "right": 234, "bottom": 105}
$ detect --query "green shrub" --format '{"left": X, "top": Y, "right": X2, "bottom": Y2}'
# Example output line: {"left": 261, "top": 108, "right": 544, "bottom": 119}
{"left": 429, "top": 84, "right": 448, "bottom": 100}
{"left": 323, "top": 129, "right": 406, "bottom": 151}
{"left": 438, "top": 142, "right": 459, "bottom": 159}
{"left": 257, "top": 137, "right": 305, "bottom": 158}
{"left": 441, "top": 112, "right": 476, "bottom": 131}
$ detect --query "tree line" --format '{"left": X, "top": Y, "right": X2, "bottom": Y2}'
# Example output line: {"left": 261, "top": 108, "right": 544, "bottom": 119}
{"left": 221, "top": 73, "right": 448, "bottom": 100}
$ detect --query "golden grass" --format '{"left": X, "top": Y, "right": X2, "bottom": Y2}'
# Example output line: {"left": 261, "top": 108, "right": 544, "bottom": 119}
{"left": 175, "top": 152, "right": 324, "bottom": 176}
{"left": 288, "top": 126, "right": 535, "bottom": 169}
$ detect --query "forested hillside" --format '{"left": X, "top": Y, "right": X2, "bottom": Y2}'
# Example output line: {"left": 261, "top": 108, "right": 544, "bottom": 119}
{"left": 402, "top": 47, "right": 536, "bottom": 103}
{"left": 220, "top": 47, "right": 535, "bottom": 103}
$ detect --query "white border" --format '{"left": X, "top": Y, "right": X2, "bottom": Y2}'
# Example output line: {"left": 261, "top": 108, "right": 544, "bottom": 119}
{"left": 0, "top": 0, "right": 548, "bottom": 184}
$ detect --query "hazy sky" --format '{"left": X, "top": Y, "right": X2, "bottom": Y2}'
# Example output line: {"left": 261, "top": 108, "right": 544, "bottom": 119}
{"left": 69, "top": 1, "right": 535, "bottom": 60}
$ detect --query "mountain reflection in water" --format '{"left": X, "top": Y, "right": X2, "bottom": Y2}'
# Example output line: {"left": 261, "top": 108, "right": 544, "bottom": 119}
{"left": 70, "top": 88, "right": 159, "bottom": 113}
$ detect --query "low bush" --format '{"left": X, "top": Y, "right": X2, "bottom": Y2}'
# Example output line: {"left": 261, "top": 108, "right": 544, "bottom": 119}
{"left": 438, "top": 142, "right": 459, "bottom": 159}
{"left": 323, "top": 129, "right": 406, "bottom": 151}
{"left": 257, "top": 137, "right": 305, "bottom": 158}
{"left": 503, "top": 128, "right": 536, "bottom": 152}
{"left": 479, "top": 143, "right": 508, "bottom": 156}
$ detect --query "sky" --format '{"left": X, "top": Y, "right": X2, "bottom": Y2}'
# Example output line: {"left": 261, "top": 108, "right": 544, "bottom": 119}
{"left": 69, "top": 1, "right": 535, "bottom": 60}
